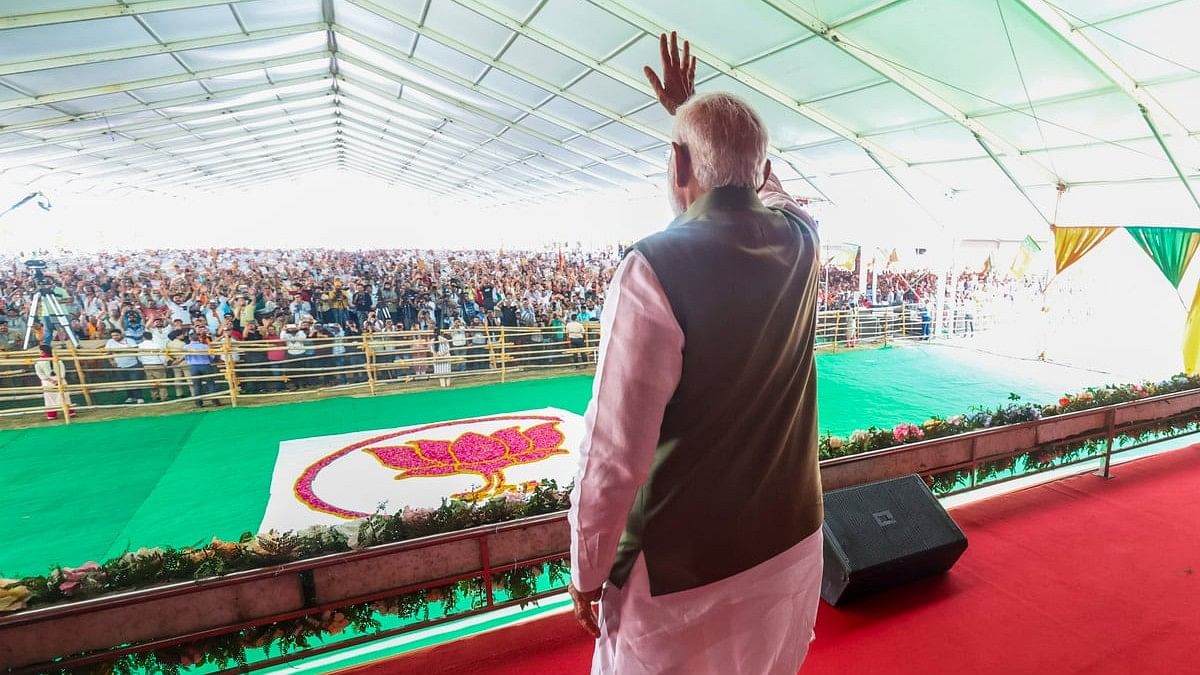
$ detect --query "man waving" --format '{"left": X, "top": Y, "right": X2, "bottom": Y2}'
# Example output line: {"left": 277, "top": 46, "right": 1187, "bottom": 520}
{"left": 568, "top": 32, "right": 824, "bottom": 675}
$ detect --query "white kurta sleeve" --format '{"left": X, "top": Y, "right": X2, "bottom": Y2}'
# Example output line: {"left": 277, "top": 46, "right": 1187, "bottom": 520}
{"left": 568, "top": 250, "right": 683, "bottom": 592}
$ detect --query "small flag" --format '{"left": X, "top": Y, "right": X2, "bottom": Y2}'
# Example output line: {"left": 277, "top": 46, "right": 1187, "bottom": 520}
{"left": 823, "top": 244, "right": 859, "bottom": 271}
{"left": 1010, "top": 235, "right": 1041, "bottom": 278}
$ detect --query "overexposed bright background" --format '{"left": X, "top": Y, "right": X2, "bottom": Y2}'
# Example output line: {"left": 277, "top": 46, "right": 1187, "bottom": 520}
{"left": 0, "top": 171, "right": 671, "bottom": 253}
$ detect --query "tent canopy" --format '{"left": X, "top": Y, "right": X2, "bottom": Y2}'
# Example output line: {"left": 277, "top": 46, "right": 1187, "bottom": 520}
{"left": 1, "top": 0, "right": 1198, "bottom": 231}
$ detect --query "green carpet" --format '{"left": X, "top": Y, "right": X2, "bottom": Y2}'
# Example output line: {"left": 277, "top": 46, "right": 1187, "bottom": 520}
{"left": 0, "top": 344, "right": 1107, "bottom": 578}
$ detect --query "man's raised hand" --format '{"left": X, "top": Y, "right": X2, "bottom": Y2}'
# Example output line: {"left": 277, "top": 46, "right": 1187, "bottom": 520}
{"left": 643, "top": 31, "right": 697, "bottom": 116}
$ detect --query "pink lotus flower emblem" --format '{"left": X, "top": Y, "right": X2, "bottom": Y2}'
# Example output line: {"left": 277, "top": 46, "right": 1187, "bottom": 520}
{"left": 365, "top": 422, "right": 567, "bottom": 501}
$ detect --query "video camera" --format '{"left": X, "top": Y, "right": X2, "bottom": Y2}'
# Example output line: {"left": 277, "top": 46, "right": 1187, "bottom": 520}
{"left": 24, "top": 259, "right": 49, "bottom": 288}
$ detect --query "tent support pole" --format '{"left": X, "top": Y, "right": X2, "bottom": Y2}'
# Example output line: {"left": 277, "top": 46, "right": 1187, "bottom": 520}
{"left": 1140, "top": 104, "right": 1200, "bottom": 214}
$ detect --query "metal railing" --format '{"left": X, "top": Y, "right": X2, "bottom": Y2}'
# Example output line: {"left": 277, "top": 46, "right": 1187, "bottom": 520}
{"left": 0, "top": 324, "right": 602, "bottom": 420}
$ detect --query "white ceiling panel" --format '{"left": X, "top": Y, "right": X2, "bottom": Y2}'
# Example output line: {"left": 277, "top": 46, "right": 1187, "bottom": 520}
{"left": 2, "top": 54, "right": 185, "bottom": 96}
{"left": 526, "top": 0, "right": 640, "bottom": 62}
{"left": 0, "top": 17, "right": 154, "bottom": 65}
{"left": 421, "top": 0, "right": 515, "bottom": 56}
{"left": 738, "top": 37, "right": 887, "bottom": 104}
{"left": 628, "top": 0, "right": 806, "bottom": 66}
{"left": 807, "top": 82, "right": 943, "bottom": 135}
{"left": 139, "top": 4, "right": 244, "bottom": 42}
{"left": 498, "top": 36, "right": 588, "bottom": 87}
{"left": 235, "top": 0, "right": 325, "bottom": 32}
{"left": 178, "top": 33, "right": 328, "bottom": 71}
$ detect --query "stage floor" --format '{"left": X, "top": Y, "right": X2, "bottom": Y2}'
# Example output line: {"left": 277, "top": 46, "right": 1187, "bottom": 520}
{"left": 370, "top": 444, "right": 1200, "bottom": 675}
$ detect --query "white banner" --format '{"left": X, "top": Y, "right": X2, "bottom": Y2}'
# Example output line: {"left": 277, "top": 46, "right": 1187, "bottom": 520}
{"left": 260, "top": 408, "right": 585, "bottom": 533}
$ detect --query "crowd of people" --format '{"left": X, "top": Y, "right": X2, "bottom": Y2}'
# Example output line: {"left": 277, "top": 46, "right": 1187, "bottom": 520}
{"left": 819, "top": 269, "right": 941, "bottom": 311}
{"left": 0, "top": 247, "right": 1043, "bottom": 413}
{"left": 0, "top": 248, "right": 613, "bottom": 410}
{"left": 0, "top": 247, "right": 617, "bottom": 350}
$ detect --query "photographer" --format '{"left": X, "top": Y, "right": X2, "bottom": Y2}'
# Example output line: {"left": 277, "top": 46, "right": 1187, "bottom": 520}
{"left": 399, "top": 288, "right": 419, "bottom": 330}
{"left": 325, "top": 281, "right": 350, "bottom": 325}
{"left": 352, "top": 283, "right": 374, "bottom": 326}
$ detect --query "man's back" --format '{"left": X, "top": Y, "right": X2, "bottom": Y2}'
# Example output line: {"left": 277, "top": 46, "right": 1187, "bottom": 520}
{"left": 613, "top": 186, "right": 821, "bottom": 595}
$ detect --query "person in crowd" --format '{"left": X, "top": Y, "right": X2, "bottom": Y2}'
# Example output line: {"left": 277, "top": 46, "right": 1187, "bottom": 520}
{"left": 240, "top": 321, "right": 266, "bottom": 394}
{"left": 35, "top": 344, "right": 73, "bottom": 420}
{"left": 0, "top": 319, "right": 13, "bottom": 352}
{"left": 468, "top": 317, "right": 488, "bottom": 371}
{"left": 565, "top": 313, "right": 586, "bottom": 367}
{"left": 183, "top": 332, "right": 221, "bottom": 407}
{"left": 105, "top": 328, "right": 145, "bottom": 404}
{"left": 432, "top": 329, "right": 452, "bottom": 388}
{"left": 138, "top": 330, "right": 169, "bottom": 403}
{"left": 264, "top": 324, "right": 288, "bottom": 392}
{"left": 122, "top": 306, "right": 145, "bottom": 342}
{"left": 352, "top": 283, "right": 374, "bottom": 326}
{"left": 280, "top": 322, "right": 307, "bottom": 391}
{"left": 165, "top": 329, "right": 190, "bottom": 399}
{"left": 329, "top": 322, "right": 349, "bottom": 385}
{"left": 568, "top": 33, "right": 824, "bottom": 675}
{"left": 449, "top": 318, "right": 467, "bottom": 372}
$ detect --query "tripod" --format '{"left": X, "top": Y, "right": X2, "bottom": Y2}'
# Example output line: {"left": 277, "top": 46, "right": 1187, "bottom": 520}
{"left": 22, "top": 285, "right": 80, "bottom": 350}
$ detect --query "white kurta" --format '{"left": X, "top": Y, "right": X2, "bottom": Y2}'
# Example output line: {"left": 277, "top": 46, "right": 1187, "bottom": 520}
{"left": 569, "top": 182, "right": 823, "bottom": 675}
{"left": 34, "top": 357, "right": 64, "bottom": 410}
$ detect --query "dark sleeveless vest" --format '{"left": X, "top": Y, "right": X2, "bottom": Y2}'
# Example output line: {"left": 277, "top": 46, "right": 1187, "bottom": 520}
{"left": 610, "top": 186, "right": 822, "bottom": 596}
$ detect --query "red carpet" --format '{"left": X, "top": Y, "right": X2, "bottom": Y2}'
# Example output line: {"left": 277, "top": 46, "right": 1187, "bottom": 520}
{"left": 352, "top": 447, "right": 1200, "bottom": 674}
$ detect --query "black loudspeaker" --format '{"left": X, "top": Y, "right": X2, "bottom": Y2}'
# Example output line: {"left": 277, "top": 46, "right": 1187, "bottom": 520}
{"left": 821, "top": 474, "right": 967, "bottom": 605}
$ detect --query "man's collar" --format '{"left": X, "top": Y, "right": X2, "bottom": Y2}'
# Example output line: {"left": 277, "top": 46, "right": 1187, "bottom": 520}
{"left": 672, "top": 186, "right": 766, "bottom": 226}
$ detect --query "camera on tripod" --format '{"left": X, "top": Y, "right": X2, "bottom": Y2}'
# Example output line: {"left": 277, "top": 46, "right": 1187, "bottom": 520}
{"left": 21, "top": 259, "right": 79, "bottom": 350}
{"left": 24, "top": 259, "right": 49, "bottom": 286}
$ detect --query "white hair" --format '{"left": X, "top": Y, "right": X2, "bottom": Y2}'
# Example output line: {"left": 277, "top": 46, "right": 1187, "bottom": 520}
{"left": 672, "top": 92, "right": 769, "bottom": 190}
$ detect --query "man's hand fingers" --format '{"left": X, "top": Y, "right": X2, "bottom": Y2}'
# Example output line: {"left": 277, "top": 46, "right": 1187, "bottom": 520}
{"left": 681, "top": 39, "right": 690, "bottom": 75}
{"left": 575, "top": 601, "right": 601, "bottom": 638}
{"left": 659, "top": 33, "right": 671, "bottom": 71}
{"left": 644, "top": 66, "right": 666, "bottom": 101}
{"left": 669, "top": 30, "right": 679, "bottom": 69}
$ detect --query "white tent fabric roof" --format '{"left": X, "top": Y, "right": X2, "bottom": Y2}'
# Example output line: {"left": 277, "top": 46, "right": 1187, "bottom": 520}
{"left": 0, "top": 0, "right": 1198, "bottom": 232}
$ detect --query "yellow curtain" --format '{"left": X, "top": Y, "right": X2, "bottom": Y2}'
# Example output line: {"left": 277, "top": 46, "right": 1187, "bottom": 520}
{"left": 1185, "top": 279, "right": 1200, "bottom": 375}
{"left": 1053, "top": 226, "right": 1115, "bottom": 275}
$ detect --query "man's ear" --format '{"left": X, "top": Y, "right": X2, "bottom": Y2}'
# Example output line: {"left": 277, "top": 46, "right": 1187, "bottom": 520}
{"left": 758, "top": 159, "right": 773, "bottom": 191}
{"left": 672, "top": 142, "right": 690, "bottom": 189}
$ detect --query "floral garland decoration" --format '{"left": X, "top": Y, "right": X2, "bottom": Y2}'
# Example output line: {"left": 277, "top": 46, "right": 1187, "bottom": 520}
{"left": 1, "top": 482, "right": 573, "bottom": 674}
{"left": 819, "top": 373, "right": 1200, "bottom": 494}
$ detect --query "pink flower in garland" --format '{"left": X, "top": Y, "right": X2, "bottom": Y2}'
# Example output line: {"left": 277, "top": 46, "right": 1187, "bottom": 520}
{"left": 892, "top": 423, "right": 924, "bottom": 443}
{"left": 57, "top": 561, "right": 103, "bottom": 595}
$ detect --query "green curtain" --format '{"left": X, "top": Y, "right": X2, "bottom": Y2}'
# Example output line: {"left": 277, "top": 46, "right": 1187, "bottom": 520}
{"left": 1126, "top": 226, "right": 1200, "bottom": 288}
